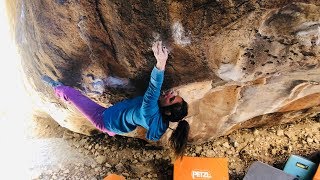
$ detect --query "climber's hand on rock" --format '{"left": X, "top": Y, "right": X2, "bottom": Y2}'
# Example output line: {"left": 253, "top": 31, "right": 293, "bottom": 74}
{"left": 152, "top": 41, "right": 168, "bottom": 71}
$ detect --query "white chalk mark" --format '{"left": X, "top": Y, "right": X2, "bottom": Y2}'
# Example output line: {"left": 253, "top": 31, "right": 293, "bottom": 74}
{"left": 104, "top": 76, "right": 130, "bottom": 88}
{"left": 296, "top": 23, "right": 320, "bottom": 46}
{"left": 217, "top": 64, "right": 244, "bottom": 81}
{"left": 91, "top": 79, "right": 105, "bottom": 95}
{"left": 172, "top": 22, "right": 191, "bottom": 46}
{"left": 84, "top": 76, "right": 132, "bottom": 95}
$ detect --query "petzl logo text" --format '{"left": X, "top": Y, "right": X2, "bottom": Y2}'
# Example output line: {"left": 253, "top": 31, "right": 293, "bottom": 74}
{"left": 191, "top": 170, "right": 212, "bottom": 179}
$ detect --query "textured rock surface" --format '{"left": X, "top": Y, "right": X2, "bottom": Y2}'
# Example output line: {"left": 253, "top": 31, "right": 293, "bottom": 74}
{"left": 6, "top": 0, "right": 320, "bottom": 144}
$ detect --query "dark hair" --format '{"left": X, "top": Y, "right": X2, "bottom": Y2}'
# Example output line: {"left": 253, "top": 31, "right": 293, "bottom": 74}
{"left": 169, "top": 120, "right": 190, "bottom": 159}
{"left": 160, "top": 100, "right": 189, "bottom": 159}
{"left": 161, "top": 100, "right": 188, "bottom": 122}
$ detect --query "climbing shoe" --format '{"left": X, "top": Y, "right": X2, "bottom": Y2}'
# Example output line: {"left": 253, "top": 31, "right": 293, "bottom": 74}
{"left": 41, "top": 75, "right": 63, "bottom": 88}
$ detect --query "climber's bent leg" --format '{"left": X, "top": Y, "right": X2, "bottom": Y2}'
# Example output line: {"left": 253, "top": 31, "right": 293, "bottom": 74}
{"left": 54, "top": 85, "right": 116, "bottom": 136}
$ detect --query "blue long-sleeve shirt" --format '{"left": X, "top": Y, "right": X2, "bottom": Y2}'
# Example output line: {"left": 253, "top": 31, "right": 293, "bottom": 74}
{"left": 102, "top": 67, "right": 168, "bottom": 141}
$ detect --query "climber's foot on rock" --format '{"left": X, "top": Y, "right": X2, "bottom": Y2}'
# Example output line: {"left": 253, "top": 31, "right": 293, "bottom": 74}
{"left": 41, "top": 75, "right": 63, "bottom": 88}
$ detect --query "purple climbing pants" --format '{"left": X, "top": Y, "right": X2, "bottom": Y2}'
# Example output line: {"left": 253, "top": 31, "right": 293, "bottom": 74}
{"left": 54, "top": 85, "right": 116, "bottom": 136}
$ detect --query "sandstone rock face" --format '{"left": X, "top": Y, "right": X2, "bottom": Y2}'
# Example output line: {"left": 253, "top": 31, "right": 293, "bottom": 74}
{"left": 7, "top": 0, "right": 320, "bottom": 144}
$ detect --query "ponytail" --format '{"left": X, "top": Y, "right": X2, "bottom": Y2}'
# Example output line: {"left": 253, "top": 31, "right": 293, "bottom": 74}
{"left": 169, "top": 120, "right": 190, "bottom": 159}
{"left": 160, "top": 98, "right": 189, "bottom": 159}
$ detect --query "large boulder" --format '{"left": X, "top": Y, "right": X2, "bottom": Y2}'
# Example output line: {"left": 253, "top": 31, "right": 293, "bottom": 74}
{"left": 7, "top": 0, "right": 320, "bottom": 144}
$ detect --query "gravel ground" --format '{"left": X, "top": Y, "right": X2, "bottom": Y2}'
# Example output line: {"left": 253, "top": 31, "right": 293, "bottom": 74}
{"left": 28, "top": 114, "right": 320, "bottom": 180}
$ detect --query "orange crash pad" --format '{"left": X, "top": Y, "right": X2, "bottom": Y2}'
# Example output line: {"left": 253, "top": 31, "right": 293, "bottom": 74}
{"left": 174, "top": 156, "right": 228, "bottom": 180}
{"left": 104, "top": 174, "right": 125, "bottom": 180}
{"left": 314, "top": 165, "right": 320, "bottom": 180}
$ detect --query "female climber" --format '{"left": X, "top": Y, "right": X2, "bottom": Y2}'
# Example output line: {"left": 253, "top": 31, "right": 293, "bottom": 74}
{"left": 42, "top": 41, "right": 189, "bottom": 158}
